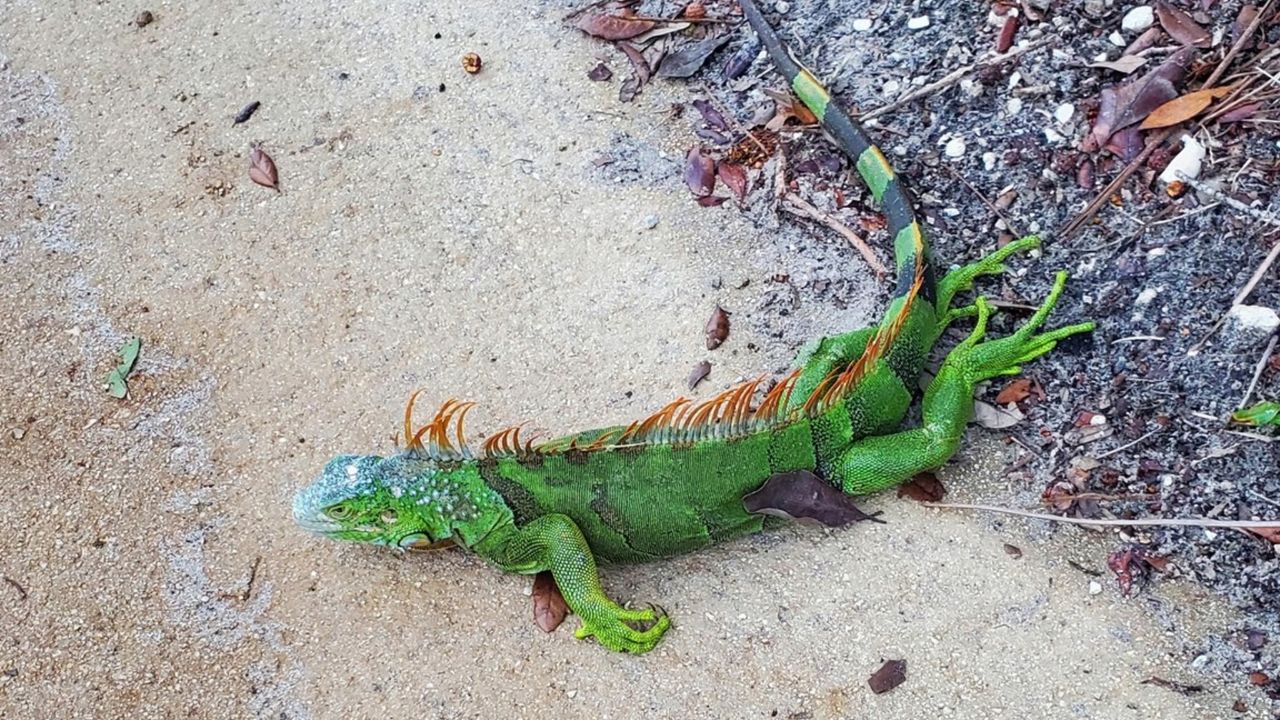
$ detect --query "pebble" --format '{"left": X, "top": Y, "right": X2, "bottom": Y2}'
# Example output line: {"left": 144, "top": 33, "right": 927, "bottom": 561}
{"left": 1135, "top": 288, "right": 1159, "bottom": 305}
{"left": 1005, "top": 97, "right": 1023, "bottom": 115}
{"left": 1224, "top": 305, "right": 1280, "bottom": 349}
{"left": 640, "top": 214, "right": 659, "bottom": 230}
{"left": 981, "top": 151, "right": 997, "bottom": 171}
{"left": 775, "top": 0, "right": 790, "bottom": 13}
{"left": 1043, "top": 127, "right": 1065, "bottom": 143}
{"left": 852, "top": 18, "right": 873, "bottom": 31}
{"left": 1108, "top": 31, "right": 1127, "bottom": 47}
{"left": 883, "top": 79, "right": 901, "bottom": 96}
{"left": 1089, "top": 580, "right": 1103, "bottom": 595}
{"left": 1053, "top": 103, "right": 1075, "bottom": 124}
{"left": 943, "top": 137, "right": 966, "bottom": 158}
{"left": 1121, "top": 6, "right": 1155, "bottom": 32}
{"left": 907, "top": 15, "right": 930, "bottom": 30}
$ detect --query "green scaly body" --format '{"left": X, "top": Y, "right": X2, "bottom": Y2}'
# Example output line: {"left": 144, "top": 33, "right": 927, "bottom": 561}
{"left": 293, "top": 1, "right": 1095, "bottom": 653}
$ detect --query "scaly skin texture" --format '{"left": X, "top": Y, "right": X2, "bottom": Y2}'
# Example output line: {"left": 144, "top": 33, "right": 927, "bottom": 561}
{"left": 292, "top": 2, "right": 1095, "bottom": 654}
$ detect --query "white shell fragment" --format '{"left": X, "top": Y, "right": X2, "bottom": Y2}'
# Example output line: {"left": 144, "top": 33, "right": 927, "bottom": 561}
{"left": 852, "top": 18, "right": 873, "bottom": 31}
{"left": 1158, "top": 134, "right": 1206, "bottom": 185}
{"left": 944, "top": 137, "right": 966, "bottom": 158}
{"left": 1121, "top": 6, "right": 1155, "bottom": 32}
{"left": 907, "top": 15, "right": 931, "bottom": 30}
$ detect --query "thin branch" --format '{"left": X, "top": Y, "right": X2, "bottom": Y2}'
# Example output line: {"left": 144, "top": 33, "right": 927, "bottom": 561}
{"left": 924, "top": 502, "right": 1280, "bottom": 529}
{"left": 781, "top": 194, "right": 888, "bottom": 276}
{"left": 1240, "top": 335, "right": 1278, "bottom": 409}
{"left": 1094, "top": 429, "right": 1161, "bottom": 460}
{"left": 859, "top": 37, "right": 1057, "bottom": 122}
{"left": 942, "top": 165, "right": 1022, "bottom": 237}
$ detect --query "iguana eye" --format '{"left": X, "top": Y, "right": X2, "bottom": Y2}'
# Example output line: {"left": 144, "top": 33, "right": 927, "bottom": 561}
{"left": 325, "top": 504, "right": 351, "bottom": 520}
{"left": 380, "top": 509, "right": 398, "bottom": 525}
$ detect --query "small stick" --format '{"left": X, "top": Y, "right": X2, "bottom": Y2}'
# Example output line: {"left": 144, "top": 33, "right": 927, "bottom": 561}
{"left": 781, "top": 194, "right": 888, "bottom": 276}
{"left": 1239, "top": 335, "right": 1277, "bottom": 409}
{"left": 923, "top": 502, "right": 1280, "bottom": 529}
{"left": 630, "top": 15, "right": 739, "bottom": 24}
{"left": 2, "top": 575, "right": 27, "bottom": 601}
{"left": 859, "top": 37, "right": 1056, "bottom": 122}
{"left": 942, "top": 165, "right": 1022, "bottom": 237}
{"left": 1094, "top": 429, "right": 1161, "bottom": 460}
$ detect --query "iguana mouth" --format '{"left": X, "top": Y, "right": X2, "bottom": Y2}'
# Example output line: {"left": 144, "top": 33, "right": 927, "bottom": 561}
{"left": 398, "top": 533, "right": 455, "bottom": 552}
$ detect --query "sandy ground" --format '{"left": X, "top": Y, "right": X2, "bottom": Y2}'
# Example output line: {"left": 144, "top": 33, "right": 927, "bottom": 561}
{"left": 0, "top": 1, "right": 1271, "bottom": 718}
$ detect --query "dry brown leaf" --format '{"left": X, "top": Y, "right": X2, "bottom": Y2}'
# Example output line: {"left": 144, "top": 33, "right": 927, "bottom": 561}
{"left": 684, "top": 146, "right": 715, "bottom": 197}
{"left": 1248, "top": 526, "right": 1280, "bottom": 543}
{"left": 532, "top": 571, "right": 568, "bottom": 633}
{"left": 1088, "top": 55, "right": 1149, "bottom": 75}
{"left": 1139, "top": 86, "right": 1233, "bottom": 129}
{"left": 248, "top": 146, "right": 278, "bottom": 191}
{"left": 1156, "top": 1, "right": 1211, "bottom": 47}
{"left": 705, "top": 305, "right": 730, "bottom": 349}
{"left": 575, "top": 9, "right": 655, "bottom": 40}
{"left": 897, "top": 472, "right": 946, "bottom": 502}
{"left": 1003, "top": 543, "right": 1023, "bottom": 559}
{"left": 973, "top": 399, "right": 1023, "bottom": 429}
{"left": 688, "top": 360, "right": 711, "bottom": 390}
{"left": 867, "top": 659, "right": 907, "bottom": 694}
{"left": 717, "top": 161, "right": 748, "bottom": 202}
{"left": 995, "top": 378, "right": 1033, "bottom": 405}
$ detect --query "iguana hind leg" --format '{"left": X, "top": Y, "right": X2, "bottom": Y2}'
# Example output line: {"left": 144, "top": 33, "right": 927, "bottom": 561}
{"left": 474, "top": 514, "right": 670, "bottom": 653}
{"left": 828, "top": 272, "right": 1094, "bottom": 495}
{"left": 936, "top": 235, "right": 1041, "bottom": 323}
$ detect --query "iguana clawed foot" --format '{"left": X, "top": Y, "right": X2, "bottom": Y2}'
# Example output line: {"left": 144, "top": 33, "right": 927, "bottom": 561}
{"left": 574, "top": 602, "right": 670, "bottom": 653}
{"left": 938, "top": 235, "right": 1041, "bottom": 323}
{"left": 950, "top": 271, "right": 1095, "bottom": 383}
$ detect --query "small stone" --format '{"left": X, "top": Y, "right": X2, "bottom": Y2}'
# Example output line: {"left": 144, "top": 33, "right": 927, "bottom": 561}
{"left": 640, "top": 214, "right": 659, "bottom": 230}
{"left": 981, "top": 152, "right": 997, "bottom": 171}
{"left": 1005, "top": 97, "right": 1023, "bottom": 115}
{"left": 943, "top": 137, "right": 966, "bottom": 158}
{"left": 134, "top": 10, "right": 154, "bottom": 27}
{"left": 1121, "top": 6, "right": 1154, "bottom": 33}
{"left": 882, "top": 79, "right": 901, "bottom": 96}
{"left": 1108, "top": 31, "right": 1127, "bottom": 47}
{"left": 852, "top": 18, "right": 873, "bottom": 31}
{"left": 1043, "top": 127, "right": 1065, "bottom": 143}
{"left": 11, "top": 427, "right": 24, "bottom": 440}
{"left": 1053, "top": 103, "right": 1075, "bottom": 124}
{"left": 907, "top": 15, "right": 930, "bottom": 30}
{"left": 1089, "top": 580, "right": 1103, "bottom": 595}
{"left": 1223, "top": 305, "right": 1280, "bottom": 350}
{"left": 1135, "top": 288, "right": 1159, "bottom": 305}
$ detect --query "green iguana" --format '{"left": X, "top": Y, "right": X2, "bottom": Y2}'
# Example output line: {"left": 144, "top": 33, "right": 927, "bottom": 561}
{"left": 293, "top": 1, "right": 1095, "bottom": 653}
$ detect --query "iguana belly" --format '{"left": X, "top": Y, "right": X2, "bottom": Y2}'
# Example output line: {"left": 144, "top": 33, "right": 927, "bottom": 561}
{"left": 479, "top": 422, "right": 816, "bottom": 563}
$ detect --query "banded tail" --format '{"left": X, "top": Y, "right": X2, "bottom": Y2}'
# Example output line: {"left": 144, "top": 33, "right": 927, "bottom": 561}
{"left": 739, "top": 0, "right": 936, "bottom": 412}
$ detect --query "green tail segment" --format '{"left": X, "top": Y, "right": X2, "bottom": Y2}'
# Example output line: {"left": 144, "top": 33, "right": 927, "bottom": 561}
{"left": 292, "top": 1, "right": 1095, "bottom": 654}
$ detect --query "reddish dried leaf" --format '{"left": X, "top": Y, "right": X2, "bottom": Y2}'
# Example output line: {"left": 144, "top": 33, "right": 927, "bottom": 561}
{"left": 248, "top": 146, "right": 278, "bottom": 191}
{"left": 995, "top": 378, "right": 1033, "bottom": 404}
{"left": 575, "top": 10, "right": 656, "bottom": 40}
{"left": 1156, "top": 2, "right": 1211, "bottom": 47}
{"left": 897, "top": 472, "right": 946, "bottom": 502}
{"left": 1139, "top": 86, "right": 1232, "bottom": 129}
{"left": 587, "top": 63, "right": 612, "bottom": 81}
{"left": 1090, "top": 46, "right": 1195, "bottom": 149}
{"left": 532, "top": 571, "right": 568, "bottom": 633}
{"left": 996, "top": 15, "right": 1018, "bottom": 53}
{"left": 687, "top": 360, "right": 711, "bottom": 390}
{"left": 655, "top": 33, "right": 731, "bottom": 78}
{"left": 1219, "top": 102, "right": 1260, "bottom": 124}
{"left": 1003, "top": 543, "right": 1023, "bottom": 559}
{"left": 867, "top": 659, "right": 907, "bottom": 694}
{"left": 696, "top": 195, "right": 728, "bottom": 207}
{"left": 1248, "top": 526, "right": 1280, "bottom": 543}
{"left": 691, "top": 98, "right": 728, "bottom": 131}
{"left": 1248, "top": 672, "right": 1270, "bottom": 686}
{"left": 684, "top": 146, "right": 716, "bottom": 197}
{"left": 743, "top": 470, "right": 884, "bottom": 527}
{"left": 705, "top": 304, "right": 730, "bottom": 349}
{"left": 717, "top": 161, "right": 748, "bottom": 202}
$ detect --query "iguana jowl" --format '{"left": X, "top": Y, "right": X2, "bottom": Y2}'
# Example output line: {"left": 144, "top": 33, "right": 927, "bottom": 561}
{"left": 293, "top": 1, "right": 1095, "bottom": 653}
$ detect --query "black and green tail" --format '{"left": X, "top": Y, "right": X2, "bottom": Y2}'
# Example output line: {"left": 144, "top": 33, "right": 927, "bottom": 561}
{"left": 739, "top": 0, "right": 936, "bottom": 309}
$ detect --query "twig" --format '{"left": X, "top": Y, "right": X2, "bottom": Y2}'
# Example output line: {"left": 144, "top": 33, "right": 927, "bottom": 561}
{"left": 1175, "top": 174, "right": 1280, "bottom": 228}
{"left": 1094, "top": 429, "right": 1161, "bottom": 460}
{"left": 1061, "top": 0, "right": 1276, "bottom": 239}
{"left": 781, "top": 194, "right": 888, "bottom": 276}
{"left": 630, "top": 15, "right": 739, "bottom": 24}
{"left": 1041, "top": 492, "right": 1160, "bottom": 504}
{"left": 942, "top": 165, "right": 1022, "bottom": 237}
{"left": 1240, "top": 335, "right": 1278, "bottom": 409}
{"left": 859, "top": 37, "right": 1056, "bottom": 122}
{"left": 1111, "top": 335, "right": 1166, "bottom": 344}
{"left": 2, "top": 575, "right": 27, "bottom": 601}
{"left": 923, "top": 502, "right": 1280, "bottom": 529}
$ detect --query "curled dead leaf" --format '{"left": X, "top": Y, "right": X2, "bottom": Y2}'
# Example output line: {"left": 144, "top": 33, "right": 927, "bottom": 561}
{"left": 248, "top": 146, "right": 279, "bottom": 191}
{"left": 743, "top": 470, "right": 884, "bottom": 527}
{"left": 1138, "top": 86, "right": 1233, "bottom": 129}
{"left": 705, "top": 304, "right": 730, "bottom": 349}
{"left": 684, "top": 146, "right": 716, "bottom": 197}
{"left": 687, "top": 360, "right": 711, "bottom": 390}
{"left": 575, "top": 9, "right": 656, "bottom": 40}
{"left": 717, "top": 161, "right": 748, "bottom": 203}
{"left": 532, "top": 571, "right": 569, "bottom": 633}
{"left": 1156, "top": 1, "right": 1211, "bottom": 47}
{"left": 868, "top": 659, "right": 907, "bottom": 695}
{"left": 897, "top": 472, "right": 946, "bottom": 502}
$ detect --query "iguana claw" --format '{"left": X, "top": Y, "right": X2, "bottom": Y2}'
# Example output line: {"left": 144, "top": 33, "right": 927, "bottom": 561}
{"left": 574, "top": 603, "right": 670, "bottom": 653}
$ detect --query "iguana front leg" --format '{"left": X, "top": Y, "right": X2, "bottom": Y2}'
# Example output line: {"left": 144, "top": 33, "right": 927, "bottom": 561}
{"left": 829, "top": 272, "right": 1094, "bottom": 494}
{"left": 473, "top": 514, "right": 670, "bottom": 653}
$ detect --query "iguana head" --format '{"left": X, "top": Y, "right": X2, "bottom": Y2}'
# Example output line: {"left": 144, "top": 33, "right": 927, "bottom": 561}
{"left": 293, "top": 453, "right": 500, "bottom": 551}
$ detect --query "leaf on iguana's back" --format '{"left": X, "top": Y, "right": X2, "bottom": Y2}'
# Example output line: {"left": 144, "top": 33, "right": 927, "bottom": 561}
{"left": 105, "top": 336, "right": 142, "bottom": 399}
{"left": 743, "top": 470, "right": 885, "bottom": 527}
{"left": 655, "top": 33, "right": 732, "bottom": 78}
{"left": 532, "top": 571, "right": 569, "bottom": 633}
{"left": 867, "top": 659, "right": 907, "bottom": 694}
{"left": 897, "top": 472, "right": 946, "bottom": 502}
